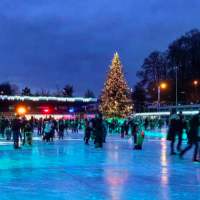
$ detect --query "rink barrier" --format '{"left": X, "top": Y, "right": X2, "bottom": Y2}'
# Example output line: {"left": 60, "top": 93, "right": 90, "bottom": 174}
{"left": 134, "top": 110, "right": 199, "bottom": 117}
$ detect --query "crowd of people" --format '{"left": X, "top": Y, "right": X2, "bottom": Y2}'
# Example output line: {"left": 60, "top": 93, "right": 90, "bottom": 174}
{"left": 0, "top": 110, "right": 199, "bottom": 161}
{"left": 167, "top": 110, "right": 200, "bottom": 162}
{"left": 0, "top": 113, "right": 108, "bottom": 149}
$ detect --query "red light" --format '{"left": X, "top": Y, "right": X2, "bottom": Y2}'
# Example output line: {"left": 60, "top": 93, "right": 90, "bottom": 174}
{"left": 44, "top": 109, "right": 49, "bottom": 113}
{"left": 43, "top": 108, "right": 50, "bottom": 114}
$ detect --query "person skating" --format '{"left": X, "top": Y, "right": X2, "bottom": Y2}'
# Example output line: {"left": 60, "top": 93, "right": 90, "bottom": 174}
{"left": 43, "top": 120, "right": 52, "bottom": 142}
{"left": 11, "top": 116, "right": 22, "bottom": 149}
{"left": 124, "top": 119, "right": 129, "bottom": 136}
{"left": 180, "top": 112, "right": 200, "bottom": 162}
{"left": 130, "top": 120, "right": 138, "bottom": 145}
{"left": 93, "top": 113, "right": 104, "bottom": 148}
{"left": 129, "top": 121, "right": 145, "bottom": 150}
{"left": 134, "top": 127, "right": 145, "bottom": 150}
{"left": 23, "top": 120, "right": 33, "bottom": 146}
{"left": 37, "top": 118, "right": 43, "bottom": 136}
{"left": 144, "top": 118, "right": 149, "bottom": 130}
{"left": 21, "top": 117, "right": 27, "bottom": 145}
{"left": 5, "top": 122, "right": 12, "bottom": 141}
{"left": 176, "top": 111, "right": 185, "bottom": 152}
{"left": 84, "top": 119, "right": 92, "bottom": 144}
{"left": 167, "top": 109, "right": 179, "bottom": 155}
{"left": 58, "top": 119, "right": 65, "bottom": 140}
{"left": 121, "top": 121, "right": 125, "bottom": 138}
{"left": 51, "top": 119, "right": 57, "bottom": 141}
{"left": 0, "top": 116, "right": 7, "bottom": 138}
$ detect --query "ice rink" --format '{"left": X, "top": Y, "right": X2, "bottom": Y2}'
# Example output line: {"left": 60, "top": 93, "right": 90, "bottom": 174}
{"left": 0, "top": 133, "right": 199, "bottom": 200}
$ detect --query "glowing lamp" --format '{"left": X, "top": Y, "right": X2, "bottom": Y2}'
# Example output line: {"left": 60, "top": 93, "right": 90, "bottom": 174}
{"left": 193, "top": 80, "right": 198, "bottom": 86}
{"left": 160, "top": 82, "right": 167, "bottom": 90}
{"left": 17, "top": 106, "right": 27, "bottom": 115}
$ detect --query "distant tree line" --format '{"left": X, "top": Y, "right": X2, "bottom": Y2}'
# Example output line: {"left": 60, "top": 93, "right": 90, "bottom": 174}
{"left": 1, "top": 29, "right": 200, "bottom": 110}
{"left": 133, "top": 29, "right": 200, "bottom": 112}
{"left": 0, "top": 82, "right": 95, "bottom": 98}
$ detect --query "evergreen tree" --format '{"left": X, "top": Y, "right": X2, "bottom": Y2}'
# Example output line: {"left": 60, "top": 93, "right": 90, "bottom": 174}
{"left": 135, "top": 29, "right": 200, "bottom": 104}
{"left": 22, "top": 87, "right": 31, "bottom": 96}
{"left": 99, "top": 52, "right": 133, "bottom": 118}
{"left": 0, "top": 82, "right": 18, "bottom": 95}
{"left": 63, "top": 84, "right": 74, "bottom": 97}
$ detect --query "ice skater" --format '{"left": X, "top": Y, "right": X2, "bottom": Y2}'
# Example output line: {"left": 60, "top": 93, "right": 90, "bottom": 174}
{"left": 12, "top": 116, "right": 22, "bottom": 149}
{"left": 180, "top": 112, "right": 200, "bottom": 162}
{"left": 58, "top": 119, "right": 65, "bottom": 140}
{"left": 84, "top": 119, "right": 92, "bottom": 144}
{"left": 167, "top": 109, "right": 180, "bottom": 155}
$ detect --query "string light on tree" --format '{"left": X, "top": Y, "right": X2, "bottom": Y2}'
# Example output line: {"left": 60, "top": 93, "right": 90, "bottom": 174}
{"left": 99, "top": 52, "right": 133, "bottom": 118}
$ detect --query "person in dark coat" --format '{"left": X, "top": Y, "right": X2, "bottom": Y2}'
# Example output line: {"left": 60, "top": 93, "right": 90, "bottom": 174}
{"left": 176, "top": 111, "right": 185, "bottom": 152}
{"left": 23, "top": 120, "right": 33, "bottom": 146}
{"left": 0, "top": 116, "right": 7, "bottom": 138}
{"left": 58, "top": 119, "right": 65, "bottom": 140}
{"left": 124, "top": 120, "right": 129, "bottom": 136}
{"left": 5, "top": 119, "right": 12, "bottom": 141}
{"left": 49, "top": 119, "right": 57, "bottom": 141}
{"left": 11, "top": 116, "right": 22, "bottom": 149}
{"left": 144, "top": 118, "right": 149, "bottom": 130}
{"left": 130, "top": 120, "right": 138, "bottom": 145}
{"left": 121, "top": 122, "right": 125, "bottom": 138}
{"left": 93, "top": 114, "right": 104, "bottom": 148}
{"left": 180, "top": 112, "right": 200, "bottom": 162}
{"left": 84, "top": 119, "right": 92, "bottom": 144}
{"left": 167, "top": 109, "right": 179, "bottom": 155}
{"left": 43, "top": 120, "right": 52, "bottom": 142}
{"left": 37, "top": 118, "right": 43, "bottom": 136}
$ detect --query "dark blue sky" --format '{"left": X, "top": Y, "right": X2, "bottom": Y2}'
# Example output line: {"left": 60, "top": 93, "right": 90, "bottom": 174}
{"left": 0, "top": 0, "right": 200, "bottom": 95}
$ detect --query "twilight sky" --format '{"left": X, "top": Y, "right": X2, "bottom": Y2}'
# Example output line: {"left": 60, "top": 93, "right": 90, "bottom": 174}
{"left": 0, "top": 0, "right": 200, "bottom": 95}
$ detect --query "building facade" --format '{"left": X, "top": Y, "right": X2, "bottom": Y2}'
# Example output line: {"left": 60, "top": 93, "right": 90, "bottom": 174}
{"left": 0, "top": 95, "right": 98, "bottom": 119}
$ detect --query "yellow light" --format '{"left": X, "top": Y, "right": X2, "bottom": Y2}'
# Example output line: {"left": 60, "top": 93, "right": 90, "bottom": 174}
{"left": 160, "top": 82, "right": 167, "bottom": 90}
{"left": 17, "top": 106, "right": 27, "bottom": 115}
{"left": 193, "top": 80, "right": 198, "bottom": 86}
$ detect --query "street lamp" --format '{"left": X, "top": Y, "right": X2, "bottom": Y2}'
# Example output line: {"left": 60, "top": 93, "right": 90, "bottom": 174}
{"left": 157, "top": 82, "right": 167, "bottom": 112}
{"left": 193, "top": 80, "right": 198, "bottom": 86}
{"left": 16, "top": 106, "right": 27, "bottom": 116}
{"left": 193, "top": 80, "right": 199, "bottom": 102}
{"left": 160, "top": 82, "right": 167, "bottom": 90}
{"left": 174, "top": 66, "right": 178, "bottom": 109}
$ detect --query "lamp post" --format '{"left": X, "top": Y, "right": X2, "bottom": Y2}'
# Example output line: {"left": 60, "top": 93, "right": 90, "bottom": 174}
{"left": 174, "top": 66, "right": 178, "bottom": 110}
{"left": 158, "top": 86, "right": 160, "bottom": 112}
{"left": 157, "top": 82, "right": 167, "bottom": 112}
{"left": 193, "top": 80, "right": 199, "bottom": 102}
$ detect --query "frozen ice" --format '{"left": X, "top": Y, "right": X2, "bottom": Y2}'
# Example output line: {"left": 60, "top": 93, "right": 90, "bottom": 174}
{"left": 0, "top": 133, "right": 199, "bottom": 200}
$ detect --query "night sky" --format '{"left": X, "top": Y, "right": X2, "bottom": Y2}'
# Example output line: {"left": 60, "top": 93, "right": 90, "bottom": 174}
{"left": 0, "top": 0, "right": 200, "bottom": 95}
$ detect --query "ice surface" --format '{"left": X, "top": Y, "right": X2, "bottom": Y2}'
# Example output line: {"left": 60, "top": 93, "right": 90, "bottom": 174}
{"left": 0, "top": 134, "right": 199, "bottom": 200}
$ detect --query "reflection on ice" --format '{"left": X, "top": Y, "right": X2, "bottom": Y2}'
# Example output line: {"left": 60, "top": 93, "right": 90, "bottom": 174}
{"left": 106, "top": 169, "right": 128, "bottom": 200}
{"left": 0, "top": 135, "right": 199, "bottom": 200}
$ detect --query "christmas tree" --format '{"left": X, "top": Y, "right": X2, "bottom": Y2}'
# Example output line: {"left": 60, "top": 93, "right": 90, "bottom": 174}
{"left": 99, "top": 52, "right": 133, "bottom": 118}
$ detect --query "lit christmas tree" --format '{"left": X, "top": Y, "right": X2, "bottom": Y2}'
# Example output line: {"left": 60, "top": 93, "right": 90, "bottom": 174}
{"left": 99, "top": 52, "right": 133, "bottom": 118}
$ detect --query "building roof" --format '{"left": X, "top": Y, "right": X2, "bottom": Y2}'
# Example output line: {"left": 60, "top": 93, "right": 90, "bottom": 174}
{"left": 0, "top": 95, "right": 97, "bottom": 103}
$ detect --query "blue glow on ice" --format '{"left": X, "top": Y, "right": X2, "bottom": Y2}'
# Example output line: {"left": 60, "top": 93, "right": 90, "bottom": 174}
{"left": 0, "top": 134, "right": 199, "bottom": 200}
